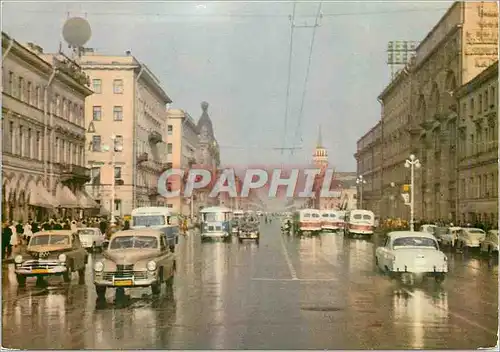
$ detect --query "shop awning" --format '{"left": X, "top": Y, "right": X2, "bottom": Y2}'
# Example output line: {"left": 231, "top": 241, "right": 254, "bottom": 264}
{"left": 26, "top": 180, "right": 59, "bottom": 208}
{"left": 75, "top": 189, "right": 99, "bottom": 209}
{"left": 55, "top": 184, "right": 79, "bottom": 208}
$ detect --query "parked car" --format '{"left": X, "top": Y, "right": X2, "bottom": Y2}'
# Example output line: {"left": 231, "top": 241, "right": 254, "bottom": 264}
{"left": 375, "top": 231, "right": 447, "bottom": 283}
{"left": 14, "top": 230, "right": 88, "bottom": 286}
{"left": 456, "top": 227, "right": 486, "bottom": 250}
{"left": 93, "top": 229, "right": 176, "bottom": 300}
{"left": 437, "top": 226, "right": 461, "bottom": 247}
{"left": 419, "top": 224, "right": 437, "bottom": 235}
{"left": 479, "top": 230, "right": 498, "bottom": 255}
{"left": 76, "top": 228, "right": 105, "bottom": 252}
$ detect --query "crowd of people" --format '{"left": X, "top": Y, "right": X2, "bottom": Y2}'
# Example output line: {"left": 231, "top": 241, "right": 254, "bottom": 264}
{"left": 1, "top": 217, "right": 128, "bottom": 260}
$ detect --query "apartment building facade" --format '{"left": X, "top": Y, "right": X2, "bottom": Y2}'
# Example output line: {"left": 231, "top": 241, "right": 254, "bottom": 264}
{"left": 355, "top": 1, "right": 498, "bottom": 222}
{"left": 2, "top": 32, "right": 94, "bottom": 221}
{"left": 456, "top": 61, "right": 498, "bottom": 225}
{"left": 80, "top": 53, "right": 172, "bottom": 217}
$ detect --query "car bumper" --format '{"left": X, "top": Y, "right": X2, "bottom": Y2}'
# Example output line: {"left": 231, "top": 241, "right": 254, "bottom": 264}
{"left": 15, "top": 265, "right": 67, "bottom": 276}
{"left": 94, "top": 278, "right": 157, "bottom": 288}
{"left": 391, "top": 264, "right": 448, "bottom": 273}
{"left": 239, "top": 234, "right": 259, "bottom": 239}
{"left": 201, "top": 232, "right": 229, "bottom": 238}
{"left": 464, "top": 242, "right": 480, "bottom": 248}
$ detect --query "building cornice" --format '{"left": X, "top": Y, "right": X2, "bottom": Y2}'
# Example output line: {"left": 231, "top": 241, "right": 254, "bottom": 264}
{"left": 455, "top": 61, "right": 499, "bottom": 99}
{"left": 378, "top": 68, "right": 409, "bottom": 101}
{"left": 2, "top": 32, "right": 53, "bottom": 76}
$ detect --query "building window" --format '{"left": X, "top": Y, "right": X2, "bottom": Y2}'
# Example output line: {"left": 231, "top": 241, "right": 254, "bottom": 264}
{"left": 62, "top": 98, "right": 67, "bottom": 118}
{"left": 113, "top": 106, "right": 123, "bottom": 121}
{"left": 55, "top": 137, "right": 60, "bottom": 163}
{"left": 113, "top": 79, "right": 124, "bottom": 94}
{"left": 168, "top": 125, "right": 173, "bottom": 135}
{"left": 8, "top": 71, "right": 13, "bottom": 95}
{"left": 35, "top": 86, "right": 40, "bottom": 108}
{"left": 18, "top": 77, "right": 24, "bottom": 100}
{"left": 92, "top": 135, "right": 101, "bottom": 151}
{"left": 484, "top": 90, "right": 489, "bottom": 111}
{"left": 8, "top": 121, "right": 14, "bottom": 153}
{"left": 35, "top": 131, "right": 40, "bottom": 160}
{"left": 27, "top": 128, "right": 32, "bottom": 158}
{"left": 478, "top": 94, "right": 482, "bottom": 113}
{"left": 115, "top": 199, "right": 121, "bottom": 212}
{"left": 167, "top": 143, "right": 173, "bottom": 154}
{"left": 92, "top": 79, "right": 102, "bottom": 94}
{"left": 27, "top": 81, "right": 32, "bottom": 105}
{"left": 114, "top": 167, "right": 122, "bottom": 179}
{"left": 93, "top": 106, "right": 102, "bottom": 121}
{"left": 56, "top": 95, "right": 61, "bottom": 116}
{"left": 166, "top": 204, "right": 173, "bottom": 209}
{"left": 90, "top": 167, "right": 101, "bottom": 184}
{"left": 19, "top": 125, "right": 24, "bottom": 157}
{"left": 491, "top": 86, "right": 496, "bottom": 108}
{"left": 114, "top": 135, "right": 123, "bottom": 152}
{"left": 469, "top": 98, "right": 474, "bottom": 117}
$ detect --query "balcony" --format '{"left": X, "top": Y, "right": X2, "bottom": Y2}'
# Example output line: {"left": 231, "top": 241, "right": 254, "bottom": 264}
{"left": 160, "top": 162, "right": 173, "bottom": 173}
{"left": 60, "top": 164, "right": 91, "bottom": 184}
{"left": 53, "top": 57, "right": 90, "bottom": 87}
{"left": 148, "top": 131, "right": 162, "bottom": 145}
{"left": 137, "top": 152, "right": 148, "bottom": 164}
{"left": 148, "top": 189, "right": 159, "bottom": 199}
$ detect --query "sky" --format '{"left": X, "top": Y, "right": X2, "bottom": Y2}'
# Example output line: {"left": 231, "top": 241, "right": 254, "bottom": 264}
{"left": 2, "top": 0, "right": 451, "bottom": 171}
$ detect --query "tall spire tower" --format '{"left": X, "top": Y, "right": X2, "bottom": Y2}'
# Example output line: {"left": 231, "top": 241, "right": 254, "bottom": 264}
{"left": 313, "top": 125, "right": 328, "bottom": 168}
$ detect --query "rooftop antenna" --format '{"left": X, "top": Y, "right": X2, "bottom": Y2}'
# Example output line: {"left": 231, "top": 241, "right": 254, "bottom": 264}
{"left": 62, "top": 16, "right": 92, "bottom": 59}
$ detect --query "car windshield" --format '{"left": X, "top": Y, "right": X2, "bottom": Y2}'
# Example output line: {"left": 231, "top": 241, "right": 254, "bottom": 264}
{"left": 30, "top": 234, "right": 71, "bottom": 246}
{"left": 132, "top": 215, "right": 165, "bottom": 227}
{"left": 322, "top": 214, "right": 329, "bottom": 218}
{"left": 109, "top": 236, "right": 158, "bottom": 249}
{"left": 77, "top": 229, "right": 96, "bottom": 236}
{"left": 393, "top": 237, "right": 438, "bottom": 249}
{"left": 204, "top": 213, "right": 218, "bottom": 222}
{"left": 312, "top": 213, "right": 320, "bottom": 218}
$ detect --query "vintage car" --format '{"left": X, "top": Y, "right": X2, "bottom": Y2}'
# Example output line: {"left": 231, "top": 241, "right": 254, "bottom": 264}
{"left": 419, "top": 224, "right": 437, "bottom": 235}
{"left": 455, "top": 227, "right": 486, "bottom": 250}
{"left": 238, "top": 221, "right": 260, "bottom": 244}
{"left": 231, "top": 219, "right": 240, "bottom": 235}
{"left": 375, "top": 231, "right": 448, "bottom": 283}
{"left": 14, "top": 230, "right": 88, "bottom": 286}
{"left": 281, "top": 218, "right": 292, "bottom": 234}
{"left": 76, "top": 227, "right": 106, "bottom": 252}
{"left": 437, "top": 226, "right": 461, "bottom": 247}
{"left": 479, "top": 230, "right": 499, "bottom": 255}
{"left": 93, "top": 229, "right": 176, "bottom": 299}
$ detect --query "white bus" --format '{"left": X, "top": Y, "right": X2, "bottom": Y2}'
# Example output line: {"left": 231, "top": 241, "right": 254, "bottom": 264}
{"left": 130, "top": 207, "right": 179, "bottom": 252}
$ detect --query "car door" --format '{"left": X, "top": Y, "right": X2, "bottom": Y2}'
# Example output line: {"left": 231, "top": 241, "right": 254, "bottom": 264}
{"left": 380, "top": 236, "right": 393, "bottom": 269}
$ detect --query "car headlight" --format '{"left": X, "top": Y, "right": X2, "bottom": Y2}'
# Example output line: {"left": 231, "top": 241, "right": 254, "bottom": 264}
{"left": 58, "top": 254, "right": 67, "bottom": 263}
{"left": 94, "top": 261, "right": 104, "bottom": 272}
{"left": 14, "top": 255, "right": 23, "bottom": 264}
{"left": 147, "top": 261, "right": 157, "bottom": 271}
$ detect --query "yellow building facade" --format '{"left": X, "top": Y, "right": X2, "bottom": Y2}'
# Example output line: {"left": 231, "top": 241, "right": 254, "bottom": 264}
{"left": 80, "top": 53, "right": 172, "bottom": 217}
{"left": 2, "top": 32, "right": 94, "bottom": 221}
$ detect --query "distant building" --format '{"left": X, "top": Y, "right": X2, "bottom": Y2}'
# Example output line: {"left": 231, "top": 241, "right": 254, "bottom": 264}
{"left": 165, "top": 108, "right": 198, "bottom": 215}
{"left": 311, "top": 126, "right": 342, "bottom": 210}
{"left": 80, "top": 52, "right": 172, "bottom": 216}
{"left": 2, "top": 32, "right": 94, "bottom": 221}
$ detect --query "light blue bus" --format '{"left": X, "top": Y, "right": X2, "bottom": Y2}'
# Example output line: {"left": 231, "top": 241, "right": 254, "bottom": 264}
{"left": 130, "top": 207, "right": 179, "bottom": 252}
{"left": 199, "top": 206, "right": 233, "bottom": 242}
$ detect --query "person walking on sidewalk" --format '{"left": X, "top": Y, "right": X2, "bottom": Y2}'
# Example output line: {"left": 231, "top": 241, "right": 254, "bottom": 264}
{"left": 2, "top": 223, "right": 13, "bottom": 259}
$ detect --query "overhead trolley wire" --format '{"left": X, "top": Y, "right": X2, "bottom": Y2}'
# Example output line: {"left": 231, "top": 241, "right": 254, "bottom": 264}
{"left": 15, "top": 7, "right": 450, "bottom": 18}
{"left": 290, "top": 1, "right": 322, "bottom": 158}
{"left": 280, "top": 1, "right": 297, "bottom": 156}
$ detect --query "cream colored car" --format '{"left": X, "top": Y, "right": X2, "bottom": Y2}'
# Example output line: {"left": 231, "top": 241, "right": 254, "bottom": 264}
{"left": 93, "top": 229, "right": 176, "bottom": 300}
{"left": 14, "top": 230, "right": 88, "bottom": 286}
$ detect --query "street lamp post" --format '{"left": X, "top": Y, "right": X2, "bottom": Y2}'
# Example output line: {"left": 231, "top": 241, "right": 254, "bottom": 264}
{"left": 102, "top": 135, "right": 121, "bottom": 225}
{"left": 404, "top": 154, "right": 421, "bottom": 232}
{"left": 356, "top": 175, "right": 367, "bottom": 209}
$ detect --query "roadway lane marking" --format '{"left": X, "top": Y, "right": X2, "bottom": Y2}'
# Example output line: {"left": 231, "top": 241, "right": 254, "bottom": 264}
{"left": 401, "top": 288, "right": 498, "bottom": 336}
{"left": 279, "top": 234, "right": 298, "bottom": 280}
{"left": 252, "top": 278, "right": 336, "bottom": 282}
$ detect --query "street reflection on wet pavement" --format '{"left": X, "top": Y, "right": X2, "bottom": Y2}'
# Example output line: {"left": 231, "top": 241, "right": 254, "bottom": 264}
{"left": 2, "top": 222, "right": 498, "bottom": 349}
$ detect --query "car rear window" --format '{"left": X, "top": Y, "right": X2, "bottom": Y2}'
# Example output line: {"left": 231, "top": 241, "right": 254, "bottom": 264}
{"left": 362, "top": 214, "right": 371, "bottom": 220}
{"left": 353, "top": 214, "right": 362, "bottom": 220}
{"left": 393, "top": 237, "right": 438, "bottom": 249}
{"left": 312, "top": 213, "right": 320, "bottom": 218}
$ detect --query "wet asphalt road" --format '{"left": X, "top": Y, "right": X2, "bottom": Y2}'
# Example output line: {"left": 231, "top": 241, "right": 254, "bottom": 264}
{"left": 2, "top": 221, "right": 498, "bottom": 349}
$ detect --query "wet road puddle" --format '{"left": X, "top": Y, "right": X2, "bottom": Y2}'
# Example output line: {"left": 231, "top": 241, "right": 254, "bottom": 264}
{"left": 300, "top": 306, "right": 343, "bottom": 312}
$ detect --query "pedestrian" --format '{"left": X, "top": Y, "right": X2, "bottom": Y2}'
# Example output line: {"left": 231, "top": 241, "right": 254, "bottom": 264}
{"left": 2, "top": 222, "right": 12, "bottom": 259}
{"left": 9, "top": 221, "right": 19, "bottom": 258}
{"left": 23, "top": 221, "right": 33, "bottom": 245}
{"left": 70, "top": 220, "right": 78, "bottom": 233}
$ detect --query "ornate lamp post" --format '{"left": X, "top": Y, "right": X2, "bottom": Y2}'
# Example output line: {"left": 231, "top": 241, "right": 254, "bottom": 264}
{"left": 404, "top": 154, "right": 421, "bottom": 231}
